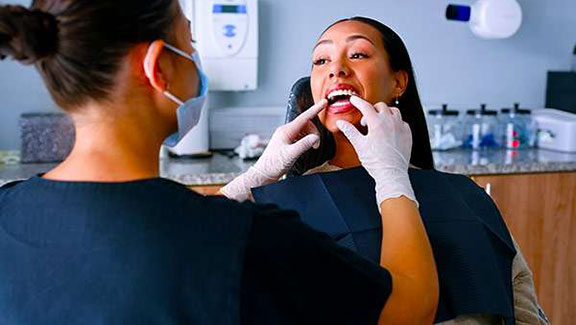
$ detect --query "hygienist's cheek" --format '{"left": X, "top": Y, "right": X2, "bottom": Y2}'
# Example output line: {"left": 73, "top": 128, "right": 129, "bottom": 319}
{"left": 173, "top": 59, "right": 198, "bottom": 98}
{"left": 186, "top": 65, "right": 201, "bottom": 97}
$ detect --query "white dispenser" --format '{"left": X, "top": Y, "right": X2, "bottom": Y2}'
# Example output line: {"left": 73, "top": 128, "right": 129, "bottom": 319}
{"left": 164, "top": 0, "right": 259, "bottom": 157}
{"left": 446, "top": 0, "right": 523, "bottom": 39}
{"left": 186, "top": 0, "right": 259, "bottom": 91}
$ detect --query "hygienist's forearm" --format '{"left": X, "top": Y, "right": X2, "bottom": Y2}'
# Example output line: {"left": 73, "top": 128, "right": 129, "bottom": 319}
{"left": 220, "top": 101, "right": 329, "bottom": 202}
{"left": 377, "top": 196, "right": 439, "bottom": 325}
{"left": 220, "top": 99, "right": 327, "bottom": 202}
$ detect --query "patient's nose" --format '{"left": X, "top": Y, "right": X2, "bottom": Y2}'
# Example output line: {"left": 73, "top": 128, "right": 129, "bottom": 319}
{"left": 329, "top": 60, "right": 350, "bottom": 79}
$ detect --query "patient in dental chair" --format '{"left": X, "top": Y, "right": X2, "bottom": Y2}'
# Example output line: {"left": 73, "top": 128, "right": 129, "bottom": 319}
{"left": 254, "top": 17, "right": 548, "bottom": 325}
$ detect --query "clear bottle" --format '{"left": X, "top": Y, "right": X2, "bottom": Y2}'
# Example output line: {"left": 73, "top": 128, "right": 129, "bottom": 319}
{"left": 427, "top": 104, "right": 463, "bottom": 150}
{"left": 463, "top": 104, "right": 501, "bottom": 150}
{"left": 499, "top": 103, "right": 533, "bottom": 149}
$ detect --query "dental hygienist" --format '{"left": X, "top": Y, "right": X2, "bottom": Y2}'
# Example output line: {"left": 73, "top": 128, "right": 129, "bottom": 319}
{"left": 0, "top": 0, "right": 437, "bottom": 324}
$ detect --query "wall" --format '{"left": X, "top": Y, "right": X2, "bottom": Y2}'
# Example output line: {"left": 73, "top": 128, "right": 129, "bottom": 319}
{"left": 0, "top": 0, "right": 574, "bottom": 149}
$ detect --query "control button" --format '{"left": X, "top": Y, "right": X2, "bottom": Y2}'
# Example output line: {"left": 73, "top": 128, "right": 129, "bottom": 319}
{"left": 224, "top": 24, "right": 236, "bottom": 37}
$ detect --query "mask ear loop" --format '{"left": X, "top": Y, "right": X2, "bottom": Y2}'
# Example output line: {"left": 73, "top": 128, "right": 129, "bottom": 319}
{"left": 144, "top": 41, "right": 187, "bottom": 106}
{"left": 161, "top": 42, "right": 204, "bottom": 105}
{"left": 163, "top": 90, "right": 185, "bottom": 106}
{"left": 164, "top": 43, "right": 195, "bottom": 61}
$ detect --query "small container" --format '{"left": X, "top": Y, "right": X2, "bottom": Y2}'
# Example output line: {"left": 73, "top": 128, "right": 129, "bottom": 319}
{"left": 463, "top": 104, "right": 501, "bottom": 150}
{"left": 500, "top": 103, "right": 534, "bottom": 149}
{"left": 427, "top": 104, "right": 463, "bottom": 150}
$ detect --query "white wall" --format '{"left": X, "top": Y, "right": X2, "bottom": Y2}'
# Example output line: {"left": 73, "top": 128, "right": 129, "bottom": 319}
{"left": 1, "top": 0, "right": 575, "bottom": 149}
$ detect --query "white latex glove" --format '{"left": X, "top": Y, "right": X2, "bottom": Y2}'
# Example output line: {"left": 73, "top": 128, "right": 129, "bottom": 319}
{"left": 221, "top": 99, "right": 328, "bottom": 201}
{"left": 336, "top": 96, "right": 418, "bottom": 207}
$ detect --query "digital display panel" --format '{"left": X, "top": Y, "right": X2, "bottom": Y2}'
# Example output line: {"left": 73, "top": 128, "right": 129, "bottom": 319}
{"left": 213, "top": 5, "right": 247, "bottom": 14}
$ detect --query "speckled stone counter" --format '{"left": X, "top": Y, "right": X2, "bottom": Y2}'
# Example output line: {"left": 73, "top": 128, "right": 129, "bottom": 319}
{"left": 1, "top": 148, "right": 576, "bottom": 187}
{"left": 431, "top": 148, "right": 576, "bottom": 176}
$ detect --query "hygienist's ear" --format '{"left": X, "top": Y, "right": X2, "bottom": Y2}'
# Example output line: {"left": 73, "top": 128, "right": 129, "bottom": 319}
{"left": 143, "top": 40, "right": 167, "bottom": 92}
{"left": 392, "top": 70, "right": 409, "bottom": 98}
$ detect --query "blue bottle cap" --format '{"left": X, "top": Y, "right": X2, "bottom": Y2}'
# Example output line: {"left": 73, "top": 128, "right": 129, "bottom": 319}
{"left": 446, "top": 5, "right": 471, "bottom": 22}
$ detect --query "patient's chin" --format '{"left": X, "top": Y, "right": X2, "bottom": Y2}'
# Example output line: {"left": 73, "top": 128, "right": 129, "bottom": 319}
{"left": 323, "top": 117, "right": 362, "bottom": 134}
{"left": 325, "top": 122, "right": 341, "bottom": 134}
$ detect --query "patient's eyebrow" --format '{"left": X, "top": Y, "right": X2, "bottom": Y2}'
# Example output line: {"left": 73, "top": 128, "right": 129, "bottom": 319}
{"left": 346, "top": 35, "right": 375, "bottom": 45}
{"left": 313, "top": 39, "right": 333, "bottom": 50}
{"left": 314, "top": 34, "right": 375, "bottom": 50}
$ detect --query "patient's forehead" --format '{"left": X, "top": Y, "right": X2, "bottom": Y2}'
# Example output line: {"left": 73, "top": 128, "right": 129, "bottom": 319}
{"left": 317, "top": 20, "right": 385, "bottom": 50}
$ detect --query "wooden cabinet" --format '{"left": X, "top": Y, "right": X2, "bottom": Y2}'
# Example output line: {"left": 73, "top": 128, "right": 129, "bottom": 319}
{"left": 189, "top": 185, "right": 223, "bottom": 196}
{"left": 189, "top": 172, "right": 576, "bottom": 323}
{"left": 472, "top": 172, "right": 576, "bottom": 325}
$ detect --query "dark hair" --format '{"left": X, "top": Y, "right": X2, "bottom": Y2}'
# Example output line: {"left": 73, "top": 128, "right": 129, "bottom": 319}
{"left": 0, "top": 0, "right": 177, "bottom": 110}
{"left": 290, "top": 16, "right": 434, "bottom": 175}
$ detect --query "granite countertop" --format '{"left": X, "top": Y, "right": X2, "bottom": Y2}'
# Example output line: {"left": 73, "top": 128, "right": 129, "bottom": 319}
{"left": 1, "top": 148, "right": 576, "bottom": 187}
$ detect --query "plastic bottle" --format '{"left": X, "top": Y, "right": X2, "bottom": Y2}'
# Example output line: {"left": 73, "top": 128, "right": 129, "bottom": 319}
{"left": 499, "top": 103, "right": 533, "bottom": 149}
{"left": 427, "top": 104, "right": 463, "bottom": 150}
{"left": 463, "top": 104, "right": 500, "bottom": 150}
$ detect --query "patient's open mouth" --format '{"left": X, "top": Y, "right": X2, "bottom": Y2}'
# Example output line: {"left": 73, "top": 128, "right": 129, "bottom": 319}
{"left": 325, "top": 86, "right": 359, "bottom": 114}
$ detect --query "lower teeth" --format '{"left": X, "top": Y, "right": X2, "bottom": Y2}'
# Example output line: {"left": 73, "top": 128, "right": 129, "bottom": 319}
{"left": 331, "top": 100, "right": 349, "bottom": 107}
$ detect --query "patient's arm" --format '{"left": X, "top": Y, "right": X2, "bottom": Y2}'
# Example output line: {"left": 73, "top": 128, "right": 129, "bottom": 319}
{"left": 377, "top": 196, "right": 439, "bottom": 325}
{"left": 336, "top": 97, "right": 439, "bottom": 323}
{"left": 510, "top": 237, "right": 549, "bottom": 324}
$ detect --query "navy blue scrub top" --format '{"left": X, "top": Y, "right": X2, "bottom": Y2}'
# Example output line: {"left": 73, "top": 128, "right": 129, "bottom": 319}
{"left": 0, "top": 176, "right": 391, "bottom": 325}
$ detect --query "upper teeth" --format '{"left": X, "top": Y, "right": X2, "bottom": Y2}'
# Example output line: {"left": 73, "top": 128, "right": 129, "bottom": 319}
{"left": 327, "top": 89, "right": 357, "bottom": 100}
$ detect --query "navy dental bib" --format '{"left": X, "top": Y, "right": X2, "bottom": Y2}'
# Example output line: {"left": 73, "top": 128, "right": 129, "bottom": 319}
{"left": 253, "top": 167, "right": 516, "bottom": 324}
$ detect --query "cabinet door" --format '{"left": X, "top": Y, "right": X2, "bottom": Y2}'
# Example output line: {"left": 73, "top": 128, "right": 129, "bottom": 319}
{"left": 189, "top": 185, "right": 223, "bottom": 196}
{"left": 473, "top": 172, "right": 576, "bottom": 324}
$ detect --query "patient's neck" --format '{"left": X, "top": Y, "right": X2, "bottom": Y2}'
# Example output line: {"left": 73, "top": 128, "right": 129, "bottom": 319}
{"left": 329, "top": 132, "right": 361, "bottom": 169}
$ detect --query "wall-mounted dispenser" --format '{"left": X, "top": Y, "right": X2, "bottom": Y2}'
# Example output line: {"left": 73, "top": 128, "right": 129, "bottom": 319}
{"left": 184, "top": 0, "right": 259, "bottom": 91}
{"left": 164, "top": 0, "right": 259, "bottom": 157}
{"left": 446, "top": 0, "right": 522, "bottom": 39}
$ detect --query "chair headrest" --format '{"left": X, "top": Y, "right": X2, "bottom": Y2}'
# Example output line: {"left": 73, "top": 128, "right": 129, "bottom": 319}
{"left": 284, "top": 76, "right": 335, "bottom": 177}
{"left": 285, "top": 77, "right": 314, "bottom": 124}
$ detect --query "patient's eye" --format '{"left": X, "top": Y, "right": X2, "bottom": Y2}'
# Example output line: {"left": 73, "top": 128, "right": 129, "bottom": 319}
{"left": 350, "top": 52, "right": 369, "bottom": 59}
{"left": 313, "top": 58, "right": 328, "bottom": 66}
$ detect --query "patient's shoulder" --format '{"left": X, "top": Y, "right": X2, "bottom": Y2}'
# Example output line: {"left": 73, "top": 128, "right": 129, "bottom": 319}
{"left": 303, "top": 161, "right": 343, "bottom": 175}
{"left": 409, "top": 169, "right": 484, "bottom": 192}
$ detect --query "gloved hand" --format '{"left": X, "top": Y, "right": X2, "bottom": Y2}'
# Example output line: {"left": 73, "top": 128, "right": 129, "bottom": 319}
{"left": 336, "top": 96, "right": 418, "bottom": 207}
{"left": 221, "top": 99, "right": 328, "bottom": 201}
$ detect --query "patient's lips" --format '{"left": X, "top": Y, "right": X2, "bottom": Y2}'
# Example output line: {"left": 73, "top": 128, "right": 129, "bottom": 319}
{"left": 325, "top": 85, "right": 359, "bottom": 114}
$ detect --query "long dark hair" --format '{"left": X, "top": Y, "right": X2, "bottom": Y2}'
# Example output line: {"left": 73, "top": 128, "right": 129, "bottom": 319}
{"left": 0, "top": 0, "right": 177, "bottom": 110}
{"left": 290, "top": 17, "right": 434, "bottom": 175}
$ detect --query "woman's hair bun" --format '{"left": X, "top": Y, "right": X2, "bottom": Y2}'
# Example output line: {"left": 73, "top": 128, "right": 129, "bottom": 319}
{"left": 0, "top": 5, "right": 58, "bottom": 65}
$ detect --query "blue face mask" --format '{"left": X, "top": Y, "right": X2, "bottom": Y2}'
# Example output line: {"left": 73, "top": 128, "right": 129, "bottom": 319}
{"left": 162, "top": 42, "right": 209, "bottom": 148}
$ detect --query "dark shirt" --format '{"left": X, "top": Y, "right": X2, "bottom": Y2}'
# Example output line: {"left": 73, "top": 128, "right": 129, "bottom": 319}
{"left": 0, "top": 176, "right": 391, "bottom": 325}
